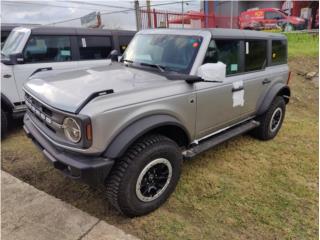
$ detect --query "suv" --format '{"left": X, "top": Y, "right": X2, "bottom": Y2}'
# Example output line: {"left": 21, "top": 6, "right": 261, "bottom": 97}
{"left": 1, "top": 26, "right": 135, "bottom": 136}
{"left": 23, "top": 28, "right": 290, "bottom": 217}
{"left": 239, "top": 8, "right": 306, "bottom": 31}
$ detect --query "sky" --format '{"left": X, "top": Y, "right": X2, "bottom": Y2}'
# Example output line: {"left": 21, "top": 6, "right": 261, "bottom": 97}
{"left": 1, "top": 0, "right": 201, "bottom": 30}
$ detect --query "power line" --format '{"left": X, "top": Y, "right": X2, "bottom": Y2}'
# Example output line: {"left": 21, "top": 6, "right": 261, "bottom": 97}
{"left": 63, "top": 1, "right": 134, "bottom": 10}
{"left": 2, "top": 1, "right": 112, "bottom": 11}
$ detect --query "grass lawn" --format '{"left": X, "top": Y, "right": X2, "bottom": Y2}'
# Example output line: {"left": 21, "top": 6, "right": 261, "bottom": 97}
{"left": 1, "top": 34, "right": 318, "bottom": 239}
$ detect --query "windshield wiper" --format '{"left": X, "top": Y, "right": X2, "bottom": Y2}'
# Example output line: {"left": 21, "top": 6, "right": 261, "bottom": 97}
{"left": 122, "top": 59, "right": 134, "bottom": 64}
{"left": 139, "top": 62, "right": 166, "bottom": 72}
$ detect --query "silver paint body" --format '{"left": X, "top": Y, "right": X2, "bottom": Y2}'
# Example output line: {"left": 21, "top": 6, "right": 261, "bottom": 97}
{"left": 23, "top": 28, "right": 289, "bottom": 155}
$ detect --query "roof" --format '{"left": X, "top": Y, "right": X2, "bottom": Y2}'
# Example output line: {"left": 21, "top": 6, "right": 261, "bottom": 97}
{"left": 2, "top": 25, "right": 136, "bottom": 36}
{"left": 138, "top": 28, "right": 287, "bottom": 40}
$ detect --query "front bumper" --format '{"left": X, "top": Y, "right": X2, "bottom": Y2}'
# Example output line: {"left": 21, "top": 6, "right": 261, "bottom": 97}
{"left": 23, "top": 113, "right": 114, "bottom": 186}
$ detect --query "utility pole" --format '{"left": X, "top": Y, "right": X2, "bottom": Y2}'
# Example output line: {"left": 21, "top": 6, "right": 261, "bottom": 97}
{"left": 146, "top": 0, "right": 151, "bottom": 28}
{"left": 135, "top": 0, "right": 141, "bottom": 30}
{"left": 182, "top": 0, "right": 184, "bottom": 28}
{"left": 230, "top": 1, "right": 233, "bottom": 28}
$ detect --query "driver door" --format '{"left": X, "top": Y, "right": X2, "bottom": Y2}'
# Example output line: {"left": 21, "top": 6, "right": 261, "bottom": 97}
{"left": 195, "top": 39, "right": 244, "bottom": 139}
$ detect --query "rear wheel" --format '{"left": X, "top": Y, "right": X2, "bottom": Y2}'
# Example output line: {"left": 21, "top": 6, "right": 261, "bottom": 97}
{"left": 1, "top": 108, "right": 8, "bottom": 138}
{"left": 106, "top": 134, "right": 182, "bottom": 217}
{"left": 251, "top": 96, "right": 286, "bottom": 140}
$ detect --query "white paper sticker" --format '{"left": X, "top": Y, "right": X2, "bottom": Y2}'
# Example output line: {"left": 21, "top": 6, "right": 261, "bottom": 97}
{"left": 81, "top": 38, "right": 86, "bottom": 48}
{"left": 246, "top": 42, "right": 249, "bottom": 55}
{"left": 232, "top": 81, "right": 244, "bottom": 107}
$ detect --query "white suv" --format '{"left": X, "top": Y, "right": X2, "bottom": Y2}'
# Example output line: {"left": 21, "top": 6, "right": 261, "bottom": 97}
{"left": 1, "top": 26, "right": 135, "bottom": 135}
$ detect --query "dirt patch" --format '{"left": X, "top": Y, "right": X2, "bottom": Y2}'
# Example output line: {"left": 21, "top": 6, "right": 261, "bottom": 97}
{"left": 2, "top": 57, "right": 318, "bottom": 240}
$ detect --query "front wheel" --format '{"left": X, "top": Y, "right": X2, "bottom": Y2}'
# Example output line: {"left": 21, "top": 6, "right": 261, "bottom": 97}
{"left": 106, "top": 134, "right": 182, "bottom": 217}
{"left": 251, "top": 96, "right": 286, "bottom": 140}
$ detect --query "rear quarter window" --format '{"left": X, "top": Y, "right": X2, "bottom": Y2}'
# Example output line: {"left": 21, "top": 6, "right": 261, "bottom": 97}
{"left": 271, "top": 40, "right": 287, "bottom": 65}
{"left": 78, "top": 36, "right": 112, "bottom": 60}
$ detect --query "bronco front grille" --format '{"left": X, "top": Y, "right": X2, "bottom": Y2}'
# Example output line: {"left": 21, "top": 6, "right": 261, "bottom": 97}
{"left": 25, "top": 93, "right": 62, "bottom": 133}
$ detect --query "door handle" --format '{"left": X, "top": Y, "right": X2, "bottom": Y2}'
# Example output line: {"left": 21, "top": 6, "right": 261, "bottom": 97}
{"left": 232, "top": 87, "right": 244, "bottom": 92}
{"left": 3, "top": 74, "right": 11, "bottom": 78}
{"left": 262, "top": 79, "right": 271, "bottom": 85}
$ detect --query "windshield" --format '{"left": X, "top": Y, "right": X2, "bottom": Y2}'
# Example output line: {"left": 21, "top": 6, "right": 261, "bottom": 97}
{"left": 123, "top": 34, "right": 203, "bottom": 73}
{"left": 2, "top": 31, "right": 26, "bottom": 56}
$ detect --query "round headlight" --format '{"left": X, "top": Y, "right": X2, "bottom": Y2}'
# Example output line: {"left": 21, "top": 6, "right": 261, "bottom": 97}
{"left": 63, "top": 117, "right": 81, "bottom": 143}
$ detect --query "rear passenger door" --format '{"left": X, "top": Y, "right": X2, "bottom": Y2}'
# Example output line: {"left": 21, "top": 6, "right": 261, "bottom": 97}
{"left": 13, "top": 35, "right": 78, "bottom": 101}
{"left": 76, "top": 35, "right": 113, "bottom": 68}
{"left": 239, "top": 39, "right": 268, "bottom": 117}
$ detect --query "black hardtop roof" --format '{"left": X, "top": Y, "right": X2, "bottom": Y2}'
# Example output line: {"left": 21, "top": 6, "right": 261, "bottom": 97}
{"left": 207, "top": 28, "right": 286, "bottom": 40}
{"left": 21, "top": 26, "right": 135, "bottom": 36}
{"left": 140, "top": 28, "right": 287, "bottom": 40}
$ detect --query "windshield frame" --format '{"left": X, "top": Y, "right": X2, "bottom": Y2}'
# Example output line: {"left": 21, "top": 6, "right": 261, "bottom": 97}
{"left": 1, "top": 27, "right": 31, "bottom": 57}
{"left": 122, "top": 33, "right": 204, "bottom": 74}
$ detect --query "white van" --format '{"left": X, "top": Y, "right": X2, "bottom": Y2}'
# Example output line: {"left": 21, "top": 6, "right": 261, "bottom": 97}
{"left": 1, "top": 26, "right": 135, "bottom": 135}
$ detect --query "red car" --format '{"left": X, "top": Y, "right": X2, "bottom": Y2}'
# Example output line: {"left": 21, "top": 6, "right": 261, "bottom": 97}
{"left": 239, "top": 8, "right": 306, "bottom": 31}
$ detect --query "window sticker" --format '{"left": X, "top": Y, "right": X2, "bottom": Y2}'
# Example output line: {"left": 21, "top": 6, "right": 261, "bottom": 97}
{"left": 230, "top": 64, "right": 238, "bottom": 72}
{"left": 81, "top": 38, "right": 86, "bottom": 48}
{"left": 60, "top": 50, "right": 71, "bottom": 56}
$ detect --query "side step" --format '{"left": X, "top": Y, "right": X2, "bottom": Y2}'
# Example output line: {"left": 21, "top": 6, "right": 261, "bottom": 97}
{"left": 183, "top": 120, "right": 260, "bottom": 160}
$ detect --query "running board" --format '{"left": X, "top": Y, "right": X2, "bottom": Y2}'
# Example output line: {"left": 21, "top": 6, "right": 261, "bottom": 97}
{"left": 183, "top": 120, "right": 260, "bottom": 160}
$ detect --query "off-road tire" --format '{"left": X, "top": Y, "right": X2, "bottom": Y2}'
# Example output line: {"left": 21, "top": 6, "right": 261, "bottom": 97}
{"left": 251, "top": 96, "right": 286, "bottom": 140}
{"left": 1, "top": 108, "right": 8, "bottom": 138}
{"left": 106, "top": 134, "right": 182, "bottom": 217}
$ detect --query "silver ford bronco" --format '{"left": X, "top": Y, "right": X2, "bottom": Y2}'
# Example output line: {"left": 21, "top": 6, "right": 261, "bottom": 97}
{"left": 23, "top": 28, "right": 290, "bottom": 217}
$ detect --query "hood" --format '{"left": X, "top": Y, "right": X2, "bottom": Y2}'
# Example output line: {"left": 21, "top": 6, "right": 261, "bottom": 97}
{"left": 24, "top": 63, "right": 169, "bottom": 113}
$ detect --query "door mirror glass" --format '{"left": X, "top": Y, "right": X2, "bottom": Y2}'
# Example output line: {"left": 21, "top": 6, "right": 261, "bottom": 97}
{"left": 197, "top": 62, "right": 226, "bottom": 81}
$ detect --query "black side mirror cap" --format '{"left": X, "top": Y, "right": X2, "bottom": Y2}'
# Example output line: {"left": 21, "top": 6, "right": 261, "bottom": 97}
{"left": 109, "top": 49, "right": 119, "bottom": 62}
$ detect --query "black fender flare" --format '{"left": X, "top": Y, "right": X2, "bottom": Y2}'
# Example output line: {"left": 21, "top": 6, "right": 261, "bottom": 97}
{"left": 1, "top": 93, "right": 14, "bottom": 112}
{"left": 256, "top": 83, "right": 290, "bottom": 116}
{"left": 103, "top": 114, "right": 190, "bottom": 159}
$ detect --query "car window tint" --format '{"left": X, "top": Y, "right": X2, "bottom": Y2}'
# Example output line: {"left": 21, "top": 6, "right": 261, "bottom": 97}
{"left": 78, "top": 36, "right": 112, "bottom": 60}
{"left": 23, "top": 36, "right": 71, "bottom": 63}
{"left": 265, "top": 11, "right": 284, "bottom": 19}
{"left": 204, "top": 39, "right": 240, "bottom": 76}
{"left": 245, "top": 40, "right": 267, "bottom": 72}
{"left": 272, "top": 40, "right": 287, "bottom": 65}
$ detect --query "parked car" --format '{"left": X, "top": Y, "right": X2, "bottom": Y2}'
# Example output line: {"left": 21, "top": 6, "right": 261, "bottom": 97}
{"left": 239, "top": 8, "right": 306, "bottom": 31}
{"left": 23, "top": 28, "right": 290, "bottom": 217}
{"left": 1, "top": 26, "right": 135, "bottom": 136}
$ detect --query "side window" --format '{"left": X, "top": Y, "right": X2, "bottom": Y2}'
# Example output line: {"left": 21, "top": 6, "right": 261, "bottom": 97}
{"left": 24, "top": 36, "right": 71, "bottom": 63}
{"left": 204, "top": 39, "right": 240, "bottom": 76}
{"left": 272, "top": 40, "right": 287, "bottom": 65}
{"left": 119, "top": 36, "right": 133, "bottom": 54}
{"left": 78, "top": 36, "right": 112, "bottom": 60}
{"left": 245, "top": 40, "right": 267, "bottom": 72}
{"left": 265, "top": 11, "right": 284, "bottom": 20}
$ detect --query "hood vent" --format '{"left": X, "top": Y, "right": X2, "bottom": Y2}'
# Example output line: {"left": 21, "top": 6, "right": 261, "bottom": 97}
{"left": 75, "top": 89, "right": 114, "bottom": 114}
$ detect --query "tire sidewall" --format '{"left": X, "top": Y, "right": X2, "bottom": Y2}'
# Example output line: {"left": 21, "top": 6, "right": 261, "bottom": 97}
{"left": 265, "top": 97, "right": 286, "bottom": 139}
{"left": 118, "top": 139, "right": 182, "bottom": 215}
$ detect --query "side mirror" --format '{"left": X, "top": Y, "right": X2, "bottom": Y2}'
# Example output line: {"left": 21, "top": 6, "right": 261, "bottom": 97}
{"left": 197, "top": 62, "right": 226, "bottom": 81}
{"left": 10, "top": 53, "right": 24, "bottom": 64}
{"left": 109, "top": 49, "right": 119, "bottom": 62}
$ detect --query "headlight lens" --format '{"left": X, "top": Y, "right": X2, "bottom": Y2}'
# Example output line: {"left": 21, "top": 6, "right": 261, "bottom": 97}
{"left": 63, "top": 117, "right": 81, "bottom": 143}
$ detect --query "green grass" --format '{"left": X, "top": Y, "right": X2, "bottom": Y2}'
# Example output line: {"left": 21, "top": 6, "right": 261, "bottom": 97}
{"left": 286, "top": 32, "right": 319, "bottom": 58}
{"left": 1, "top": 51, "right": 318, "bottom": 238}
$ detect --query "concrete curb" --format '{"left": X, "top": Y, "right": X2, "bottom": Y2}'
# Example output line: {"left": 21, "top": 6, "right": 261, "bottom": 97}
{"left": 1, "top": 171, "right": 139, "bottom": 240}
